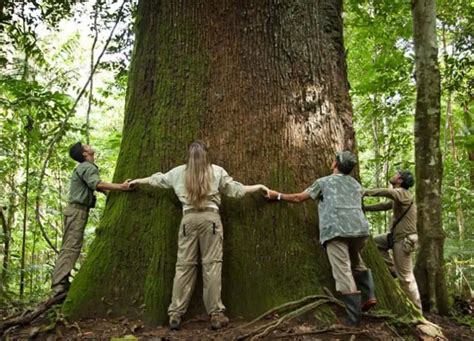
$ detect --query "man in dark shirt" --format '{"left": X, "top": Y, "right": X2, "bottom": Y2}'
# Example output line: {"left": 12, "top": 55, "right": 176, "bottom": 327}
{"left": 51, "top": 142, "right": 132, "bottom": 295}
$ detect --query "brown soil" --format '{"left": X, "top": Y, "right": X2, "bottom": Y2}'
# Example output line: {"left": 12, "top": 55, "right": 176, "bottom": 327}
{"left": 3, "top": 311, "right": 473, "bottom": 340}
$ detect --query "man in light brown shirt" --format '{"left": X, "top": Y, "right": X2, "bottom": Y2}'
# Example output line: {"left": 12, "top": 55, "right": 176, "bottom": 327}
{"left": 364, "top": 170, "right": 421, "bottom": 310}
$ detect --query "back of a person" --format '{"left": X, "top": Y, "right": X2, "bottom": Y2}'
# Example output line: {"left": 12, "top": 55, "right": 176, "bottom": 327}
{"left": 163, "top": 164, "right": 235, "bottom": 211}
{"left": 318, "top": 174, "right": 368, "bottom": 241}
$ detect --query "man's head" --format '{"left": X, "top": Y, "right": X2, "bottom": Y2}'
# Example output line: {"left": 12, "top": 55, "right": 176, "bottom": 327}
{"left": 69, "top": 142, "right": 95, "bottom": 163}
{"left": 389, "top": 169, "right": 414, "bottom": 189}
{"left": 333, "top": 151, "right": 357, "bottom": 175}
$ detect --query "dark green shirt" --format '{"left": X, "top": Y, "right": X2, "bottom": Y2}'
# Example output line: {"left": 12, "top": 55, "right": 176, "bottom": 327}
{"left": 68, "top": 161, "right": 101, "bottom": 208}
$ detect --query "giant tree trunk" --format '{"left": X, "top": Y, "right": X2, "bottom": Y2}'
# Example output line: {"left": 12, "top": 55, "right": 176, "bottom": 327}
{"left": 411, "top": 0, "right": 449, "bottom": 314}
{"left": 64, "top": 0, "right": 419, "bottom": 324}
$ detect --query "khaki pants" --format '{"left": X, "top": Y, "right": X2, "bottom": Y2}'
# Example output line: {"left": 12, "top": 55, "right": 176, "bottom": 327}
{"left": 374, "top": 233, "right": 422, "bottom": 309}
{"left": 326, "top": 237, "right": 368, "bottom": 294}
{"left": 52, "top": 204, "right": 88, "bottom": 290}
{"left": 168, "top": 211, "right": 225, "bottom": 316}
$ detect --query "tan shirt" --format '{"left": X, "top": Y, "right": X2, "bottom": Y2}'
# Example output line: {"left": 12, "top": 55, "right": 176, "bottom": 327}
{"left": 149, "top": 164, "right": 245, "bottom": 212}
{"left": 364, "top": 188, "right": 417, "bottom": 241}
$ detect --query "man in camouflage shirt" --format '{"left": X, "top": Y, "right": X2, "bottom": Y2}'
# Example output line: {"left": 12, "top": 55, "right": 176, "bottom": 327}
{"left": 51, "top": 142, "right": 132, "bottom": 296}
{"left": 267, "top": 151, "right": 376, "bottom": 326}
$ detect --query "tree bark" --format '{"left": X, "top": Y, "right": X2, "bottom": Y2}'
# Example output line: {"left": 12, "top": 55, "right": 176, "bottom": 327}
{"left": 64, "top": 0, "right": 420, "bottom": 324}
{"left": 411, "top": 0, "right": 450, "bottom": 314}
{"left": 0, "top": 207, "right": 10, "bottom": 296}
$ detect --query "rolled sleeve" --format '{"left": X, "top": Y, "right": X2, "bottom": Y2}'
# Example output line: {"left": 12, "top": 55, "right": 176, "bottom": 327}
{"left": 363, "top": 201, "right": 393, "bottom": 212}
{"left": 82, "top": 165, "right": 101, "bottom": 191}
{"left": 304, "top": 179, "right": 321, "bottom": 200}
{"left": 364, "top": 188, "right": 399, "bottom": 200}
{"left": 219, "top": 170, "right": 245, "bottom": 198}
{"left": 149, "top": 171, "right": 173, "bottom": 189}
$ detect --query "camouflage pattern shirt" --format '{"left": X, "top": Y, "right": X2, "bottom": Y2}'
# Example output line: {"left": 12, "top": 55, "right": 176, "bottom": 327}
{"left": 305, "top": 173, "right": 369, "bottom": 245}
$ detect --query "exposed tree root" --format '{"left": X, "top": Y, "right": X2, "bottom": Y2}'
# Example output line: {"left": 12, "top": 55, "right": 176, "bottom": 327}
{"left": 234, "top": 294, "right": 344, "bottom": 340}
{"left": 0, "top": 292, "right": 66, "bottom": 336}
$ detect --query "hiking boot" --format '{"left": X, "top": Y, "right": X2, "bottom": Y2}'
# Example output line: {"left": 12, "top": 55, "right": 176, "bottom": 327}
{"left": 353, "top": 269, "right": 377, "bottom": 312}
{"left": 341, "top": 292, "right": 362, "bottom": 326}
{"left": 169, "top": 314, "right": 181, "bottom": 331}
{"left": 210, "top": 312, "right": 229, "bottom": 330}
{"left": 51, "top": 280, "right": 70, "bottom": 297}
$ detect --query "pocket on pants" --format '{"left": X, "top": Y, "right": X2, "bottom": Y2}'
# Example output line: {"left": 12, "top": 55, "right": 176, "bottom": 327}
{"left": 63, "top": 206, "right": 74, "bottom": 217}
{"left": 402, "top": 235, "right": 417, "bottom": 253}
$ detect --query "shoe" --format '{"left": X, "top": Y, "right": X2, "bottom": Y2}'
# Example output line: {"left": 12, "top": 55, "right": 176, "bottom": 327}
{"left": 51, "top": 282, "right": 70, "bottom": 297}
{"left": 353, "top": 269, "right": 377, "bottom": 312}
{"left": 210, "top": 312, "right": 229, "bottom": 330}
{"left": 169, "top": 314, "right": 181, "bottom": 331}
{"left": 341, "top": 292, "right": 362, "bottom": 326}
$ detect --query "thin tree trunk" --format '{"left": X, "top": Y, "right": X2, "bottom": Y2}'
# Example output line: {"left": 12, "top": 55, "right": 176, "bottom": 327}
{"left": 369, "top": 96, "right": 385, "bottom": 235}
{"left": 411, "top": 0, "right": 449, "bottom": 314}
{"left": 446, "top": 96, "right": 465, "bottom": 241}
{"left": 0, "top": 208, "right": 10, "bottom": 296}
{"left": 86, "top": 0, "right": 100, "bottom": 145}
{"left": 1, "top": 177, "right": 17, "bottom": 295}
{"left": 463, "top": 101, "right": 474, "bottom": 188}
{"left": 382, "top": 116, "right": 391, "bottom": 232}
{"left": 441, "top": 24, "right": 465, "bottom": 241}
{"left": 20, "top": 128, "right": 31, "bottom": 299}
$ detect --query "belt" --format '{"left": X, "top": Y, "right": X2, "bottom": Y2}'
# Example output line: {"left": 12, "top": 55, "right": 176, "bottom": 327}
{"left": 183, "top": 207, "right": 219, "bottom": 215}
{"left": 68, "top": 203, "right": 89, "bottom": 211}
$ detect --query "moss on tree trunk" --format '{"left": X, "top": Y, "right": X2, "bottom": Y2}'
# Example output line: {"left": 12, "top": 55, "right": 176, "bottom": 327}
{"left": 63, "top": 0, "right": 420, "bottom": 324}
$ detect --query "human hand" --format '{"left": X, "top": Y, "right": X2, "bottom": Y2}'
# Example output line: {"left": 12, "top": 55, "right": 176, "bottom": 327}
{"left": 121, "top": 179, "right": 134, "bottom": 191}
{"left": 265, "top": 189, "right": 279, "bottom": 200}
{"left": 127, "top": 179, "right": 140, "bottom": 189}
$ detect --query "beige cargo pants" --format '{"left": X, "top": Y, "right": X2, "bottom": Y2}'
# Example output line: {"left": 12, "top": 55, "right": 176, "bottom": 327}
{"left": 374, "top": 233, "right": 422, "bottom": 309}
{"left": 51, "top": 204, "right": 89, "bottom": 293}
{"left": 168, "top": 210, "right": 225, "bottom": 317}
{"left": 326, "top": 236, "right": 368, "bottom": 294}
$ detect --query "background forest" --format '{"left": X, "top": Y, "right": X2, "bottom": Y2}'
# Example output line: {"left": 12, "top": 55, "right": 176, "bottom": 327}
{"left": 0, "top": 0, "right": 472, "bottom": 317}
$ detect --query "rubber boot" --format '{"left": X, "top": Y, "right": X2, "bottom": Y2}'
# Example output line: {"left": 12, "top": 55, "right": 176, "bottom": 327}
{"left": 341, "top": 292, "right": 362, "bottom": 326}
{"left": 354, "top": 269, "right": 377, "bottom": 312}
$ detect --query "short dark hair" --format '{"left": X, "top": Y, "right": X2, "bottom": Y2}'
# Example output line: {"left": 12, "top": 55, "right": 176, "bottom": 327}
{"left": 335, "top": 151, "right": 357, "bottom": 175}
{"left": 69, "top": 142, "right": 85, "bottom": 163}
{"left": 398, "top": 170, "right": 414, "bottom": 189}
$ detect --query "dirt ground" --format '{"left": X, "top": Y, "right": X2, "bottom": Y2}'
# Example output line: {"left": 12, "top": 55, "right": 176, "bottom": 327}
{"left": 2, "top": 310, "right": 473, "bottom": 340}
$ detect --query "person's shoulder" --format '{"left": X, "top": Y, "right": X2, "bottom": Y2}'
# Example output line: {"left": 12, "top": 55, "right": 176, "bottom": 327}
{"left": 77, "top": 161, "right": 97, "bottom": 172}
{"left": 319, "top": 174, "right": 332, "bottom": 182}
{"left": 211, "top": 164, "right": 226, "bottom": 173}
{"left": 345, "top": 175, "right": 361, "bottom": 186}
{"left": 169, "top": 164, "right": 186, "bottom": 175}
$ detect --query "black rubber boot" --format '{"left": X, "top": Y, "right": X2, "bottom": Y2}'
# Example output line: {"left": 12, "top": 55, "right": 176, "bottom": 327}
{"left": 354, "top": 269, "right": 377, "bottom": 312}
{"left": 341, "top": 292, "right": 362, "bottom": 326}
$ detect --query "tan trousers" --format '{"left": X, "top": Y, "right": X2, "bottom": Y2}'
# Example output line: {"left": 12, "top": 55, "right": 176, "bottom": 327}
{"left": 168, "top": 211, "right": 225, "bottom": 316}
{"left": 374, "top": 233, "right": 422, "bottom": 309}
{"left": 52, "top": 204, "right": 88, "bottom": 290}
{"left": 326, "top": 237, "right": 368, "bottom": 294}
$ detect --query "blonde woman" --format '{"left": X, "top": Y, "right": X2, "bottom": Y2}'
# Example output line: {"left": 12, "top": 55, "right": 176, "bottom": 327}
{"left": 129, "top": 140, "right": 268, "bottom": 330}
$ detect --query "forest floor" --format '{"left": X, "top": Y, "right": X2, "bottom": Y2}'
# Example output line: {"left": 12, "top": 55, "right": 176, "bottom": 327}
{"left": 2, "top": 308, "right": 474, "bottom": 340}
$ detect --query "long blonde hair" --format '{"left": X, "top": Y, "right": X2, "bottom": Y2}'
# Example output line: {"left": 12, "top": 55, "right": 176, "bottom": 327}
{"left": 185, "top": 140, "right": 212, "bottom": 210}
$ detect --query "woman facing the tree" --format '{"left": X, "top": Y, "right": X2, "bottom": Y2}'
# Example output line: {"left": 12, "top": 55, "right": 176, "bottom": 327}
{"left": 128, "top": 140, "right": 268, "bottom": 330}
